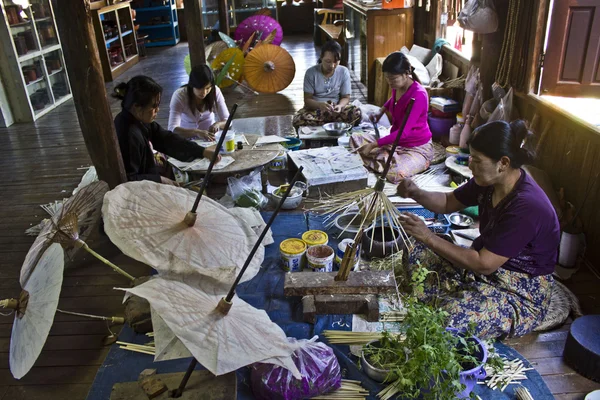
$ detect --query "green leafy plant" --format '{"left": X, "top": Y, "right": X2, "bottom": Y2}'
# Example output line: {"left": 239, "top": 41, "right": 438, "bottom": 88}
{"left": 362, "top": 262, "right": 482, "bottom": 400}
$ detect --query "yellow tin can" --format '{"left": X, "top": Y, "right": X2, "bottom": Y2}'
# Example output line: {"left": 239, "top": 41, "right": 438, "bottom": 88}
{"left": 302, "top": 230, "right": 329, "bottom": 247}
{"left": 280, "top": 238, "right": 307, "bottom": 272}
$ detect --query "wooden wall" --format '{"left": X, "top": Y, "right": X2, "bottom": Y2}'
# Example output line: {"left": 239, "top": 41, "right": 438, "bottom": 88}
{"left": 516, "top": 93, "right": 600, "bottom": 266}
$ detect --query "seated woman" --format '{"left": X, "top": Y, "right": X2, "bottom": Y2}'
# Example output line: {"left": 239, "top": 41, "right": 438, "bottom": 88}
{"left": 397, "top": 120, "right": 560, "bottom": 340}
{"left": 113, "top": 75, "right": 219, "bottom": 185}
{"left": 351, "top": 52, "right": 432, "bottom": 183}
{"left": 168, "top": 65, "right": 230, "bottom": 140}
{"left": 292, "top": 40, "right": 360, "bottom": 128}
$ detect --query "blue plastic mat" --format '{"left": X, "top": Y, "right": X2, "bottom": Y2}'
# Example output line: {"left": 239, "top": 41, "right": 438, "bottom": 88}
{"left": 86, "top": 213, "right": 554, "bottom": 400}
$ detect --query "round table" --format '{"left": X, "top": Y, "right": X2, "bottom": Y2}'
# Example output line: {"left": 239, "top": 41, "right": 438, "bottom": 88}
{"left": 189, "top": 134, "right": 282, "bottom": 180}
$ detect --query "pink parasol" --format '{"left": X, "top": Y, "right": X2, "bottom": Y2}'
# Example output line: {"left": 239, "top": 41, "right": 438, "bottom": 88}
{"left": 234, "top": 15, "right": 283, "bottom": 46}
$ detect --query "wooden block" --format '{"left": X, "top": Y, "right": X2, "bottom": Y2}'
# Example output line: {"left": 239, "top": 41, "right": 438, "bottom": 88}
{"left": 112, "top": 371, "right": 236, "bottom": 400}
{"left": 138, "top": 369, "right": 156, "bottom": 380}
{"left": 284, "top": 271, "right": 396, "bottom": 296}
{"left": 302, "top": 296, "right": 317, "bottom": 323}
{"left": 314, "top": 294, "right": 379, "bottom": 322}
{"left": 139, "top": 377, "right": 168, "bottom": 399}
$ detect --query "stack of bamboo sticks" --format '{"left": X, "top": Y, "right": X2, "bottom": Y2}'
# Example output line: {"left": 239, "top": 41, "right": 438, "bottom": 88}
{"left": 313, "top": 380, "right": 370, "bottom": 400}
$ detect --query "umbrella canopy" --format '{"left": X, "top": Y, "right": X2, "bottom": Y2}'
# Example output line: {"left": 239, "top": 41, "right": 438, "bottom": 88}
{"left": 235, "top": 15, "right": 283, "bottom": 46}
{"left": 211, "top": 48, "right": 245, "bottom": 88}
{"left": 9, "top": 243, "right": 64, "bottom": 379}
{"left": 244, "top": 44, "right": 295, "bottom": 94}
{"left": 184, "top": 41, "right": 230, "bottom": 74}
{"left": 218, "top": 32, "right": 237, "bottom": 48}
{"left": 102, "top": 181, "right": 264, "bottom": 284}
{"left": 20, "top": 181, "right": 108, "bottom": 285}
{"left": 123, "top": 277, "right": 301, "bottom": 377}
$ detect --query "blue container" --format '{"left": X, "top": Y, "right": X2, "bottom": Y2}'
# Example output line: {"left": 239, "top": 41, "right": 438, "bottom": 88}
{"left": 283, "top": 137, "right": 302, "bottom": 151}
{"left": 397, "top": 206, "right": 451, "bottom": 234}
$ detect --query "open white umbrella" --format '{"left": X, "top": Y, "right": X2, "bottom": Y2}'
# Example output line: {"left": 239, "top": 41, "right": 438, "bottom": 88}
{"left": 124, "top": 278, "right": 301, "bottom": 377}
{"left": 102, "top": 182, "right": 264, "bottom": 284}
{"left": 2, "top": 243, "right": 125, "bottom": 379}
{"left": 2, "top": 243, "right": 64, "bottom": 379}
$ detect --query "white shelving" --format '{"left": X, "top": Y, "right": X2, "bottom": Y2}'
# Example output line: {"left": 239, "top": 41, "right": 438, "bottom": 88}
{"left": 0, "top": 0, "right": 72, "bottom": 124}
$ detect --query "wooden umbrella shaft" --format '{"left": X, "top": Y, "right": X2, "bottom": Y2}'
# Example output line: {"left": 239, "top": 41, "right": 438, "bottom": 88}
{"left": 191, "top": 103, "right": 239, "bottom": 214}
{"left": 56, "top": 309, "right": 125, "bottom": 324}
{"left": 172, "top": 358, "right": 198, "bottom": 398}
{"left": 380, "top": 98, "right": 415, "bottom": 179}
{"left": 224, "top": 166, "right": 305, "bottom": 303}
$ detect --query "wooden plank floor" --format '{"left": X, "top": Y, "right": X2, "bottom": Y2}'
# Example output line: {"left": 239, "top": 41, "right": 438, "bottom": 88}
{"left": 0, "top": 34, "right": 598, "bottom": 399}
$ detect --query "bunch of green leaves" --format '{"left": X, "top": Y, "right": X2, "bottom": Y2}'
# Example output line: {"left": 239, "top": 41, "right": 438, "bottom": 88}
{"left": 364, "top": 262, "right": 482, "bottom": 400}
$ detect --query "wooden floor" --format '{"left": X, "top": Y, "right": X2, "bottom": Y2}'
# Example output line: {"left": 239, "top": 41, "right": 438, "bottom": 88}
{"left": 0, "top": 35, "right": 598, "bottom": 400}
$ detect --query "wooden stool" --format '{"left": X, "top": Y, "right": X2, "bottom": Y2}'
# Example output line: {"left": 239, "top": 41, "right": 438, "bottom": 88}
{"left": 137, "top": 34, "right": 149, "bottom": 58}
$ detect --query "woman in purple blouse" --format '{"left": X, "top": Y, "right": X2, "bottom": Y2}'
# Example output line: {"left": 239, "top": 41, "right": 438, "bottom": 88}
{"left": 397, "top": 120, "right": 560, "bottom": 339}
{"left": 351, "top": 52, "right": 433, "bottom": 183}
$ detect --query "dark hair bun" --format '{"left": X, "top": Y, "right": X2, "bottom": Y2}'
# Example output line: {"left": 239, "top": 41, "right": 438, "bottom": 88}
{"left": 112, "top": 82, "right": 128, "bottom": 100}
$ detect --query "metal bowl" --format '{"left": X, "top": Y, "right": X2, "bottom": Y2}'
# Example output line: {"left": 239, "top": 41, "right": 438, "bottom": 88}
{"left": 448, "top": 212, "right": 474, "bottom": 228}
{"left": 322, "top": 122, "right": 352, "bottom": 137}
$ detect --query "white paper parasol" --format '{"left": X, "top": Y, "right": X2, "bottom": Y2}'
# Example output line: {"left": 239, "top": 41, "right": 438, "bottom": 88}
{"left": 122, "top": 277, "right": 301, "bottom": 377}
{"left": 20, "top": 181, "right": 134, "bottom": 284}
{"left": 5, "top": 243, "right": 64, "bottom": 379}
{"left": 102, "top": 181, "right": 264, "bottom": 283}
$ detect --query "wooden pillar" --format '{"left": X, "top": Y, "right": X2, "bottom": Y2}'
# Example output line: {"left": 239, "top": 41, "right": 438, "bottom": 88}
{"left": 183, "top": 0, "right": 207, "bottom": 69}
{"left": 218, "top": 0, "right": 230, "bottom": 35}
{"left": 52, "top": 0, "right": 126, "bottom": 189}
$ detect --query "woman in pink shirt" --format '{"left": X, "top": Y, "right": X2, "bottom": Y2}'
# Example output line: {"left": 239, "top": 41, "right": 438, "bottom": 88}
{"left": 351, "top": 52, "right": 433, "bottom": 183}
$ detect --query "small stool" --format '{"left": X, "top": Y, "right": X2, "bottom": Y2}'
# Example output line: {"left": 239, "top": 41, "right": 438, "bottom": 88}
{"left": 137, "top": 34, "right": 149, "bottom": 58}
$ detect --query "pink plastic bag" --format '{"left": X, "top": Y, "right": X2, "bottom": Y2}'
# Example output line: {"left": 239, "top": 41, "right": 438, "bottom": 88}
{"left": 251, "top": 337, "right": 342, "bottom": 400}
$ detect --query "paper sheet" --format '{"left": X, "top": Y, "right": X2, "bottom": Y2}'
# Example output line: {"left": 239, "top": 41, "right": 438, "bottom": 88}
{"left": 288, "top": 147, "right": 368, "bottom": 186}
{"left": 450, "top": 228, "right": 480, "bottom": 248}
{"left": 168, "top": 155, "right": 235, "bottom": 172}
{"left": 254, "top": 136, "right": 290, "bottom": 146}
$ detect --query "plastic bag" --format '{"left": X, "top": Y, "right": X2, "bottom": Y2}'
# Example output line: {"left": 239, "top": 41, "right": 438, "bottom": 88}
{"left": 251, "top": 336, "right": 342, "bottom": 400}
{"left": 489, "top": 87, "right": 514, "bottom": 122}
{"left": 458, "top": 0, "right": 498, "bottom": 34}
{"left": 227, "top": 167, "right": 267, "bottom": 208}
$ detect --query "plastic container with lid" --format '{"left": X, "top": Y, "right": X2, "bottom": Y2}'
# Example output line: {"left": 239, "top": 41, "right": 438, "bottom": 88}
{"left": 215, "top": 130, "right": 236, "bottom": 154}
{"left": 302, "top": 230, "right": 329, "bottom": 248}
{"left": 280, "top": 238, "right": 307, "bottom": 272}
{"left": 446, "top": 145, "right": 460, "bottom": 159}
{"left": 456, "top": 113, "right": 465, "bottom": 124}
{"left": 306, "top": 245, "right": 335, "bottom": 272}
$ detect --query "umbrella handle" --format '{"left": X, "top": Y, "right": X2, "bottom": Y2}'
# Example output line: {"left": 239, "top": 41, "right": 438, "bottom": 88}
{"left": 379, "top": 98, "right": 415, "bottom": 181}
{"left": 189, "top": 103, "right": 239, "bottom": 216}
{"left": 221, "top": 166, "right": 305, "bottom": 306}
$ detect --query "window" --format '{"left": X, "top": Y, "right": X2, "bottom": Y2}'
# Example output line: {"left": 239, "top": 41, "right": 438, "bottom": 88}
{"left": 443, "top": 23, "right": 474, "bottom": 60}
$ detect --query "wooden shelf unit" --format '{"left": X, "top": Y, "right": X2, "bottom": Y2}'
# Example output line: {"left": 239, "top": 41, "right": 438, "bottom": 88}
{"left": 0, "top": 0, "right": 72, "bottom": 124}
{"left": 91, "top": 2, "right": 140, "bottom": 82}
{"left": 133, "top": 0, "right": 180, "bottom": 47}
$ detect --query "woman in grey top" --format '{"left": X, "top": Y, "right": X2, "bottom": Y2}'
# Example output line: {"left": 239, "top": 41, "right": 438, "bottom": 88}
{"left": 292, "top": 41, "right": 361, "bottom": 127}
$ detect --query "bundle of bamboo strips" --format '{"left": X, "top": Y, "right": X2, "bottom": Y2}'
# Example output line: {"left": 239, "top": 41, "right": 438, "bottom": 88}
{"left": 117, "top": 341, "right": 156, "bottom": 355}
{"left": 379, "top": 310, "right": 406, "bottom": 322}
{"left": 480, "top": 358, "right": 532, "bottom": 391}
{"left": 312, "top": 380, "right": 369, "bottom": 400}
{"left": 515, "top": 386, "right": 534, "bottom": 400}
{"left": 322, "top": 330, "right": 405, "bottom": 345}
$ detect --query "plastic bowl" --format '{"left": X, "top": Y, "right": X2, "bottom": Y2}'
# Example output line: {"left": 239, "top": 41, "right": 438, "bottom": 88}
{"left": 322, "top": 122, "right": 351, "bottom": 137}
{"left": 272, "top": 190, "right": 303, "bottom": 210}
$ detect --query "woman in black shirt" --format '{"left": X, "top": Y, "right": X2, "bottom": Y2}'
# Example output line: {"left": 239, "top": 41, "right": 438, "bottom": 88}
{"left": 113, "top": 75, "right": 220, "bottom": 185}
